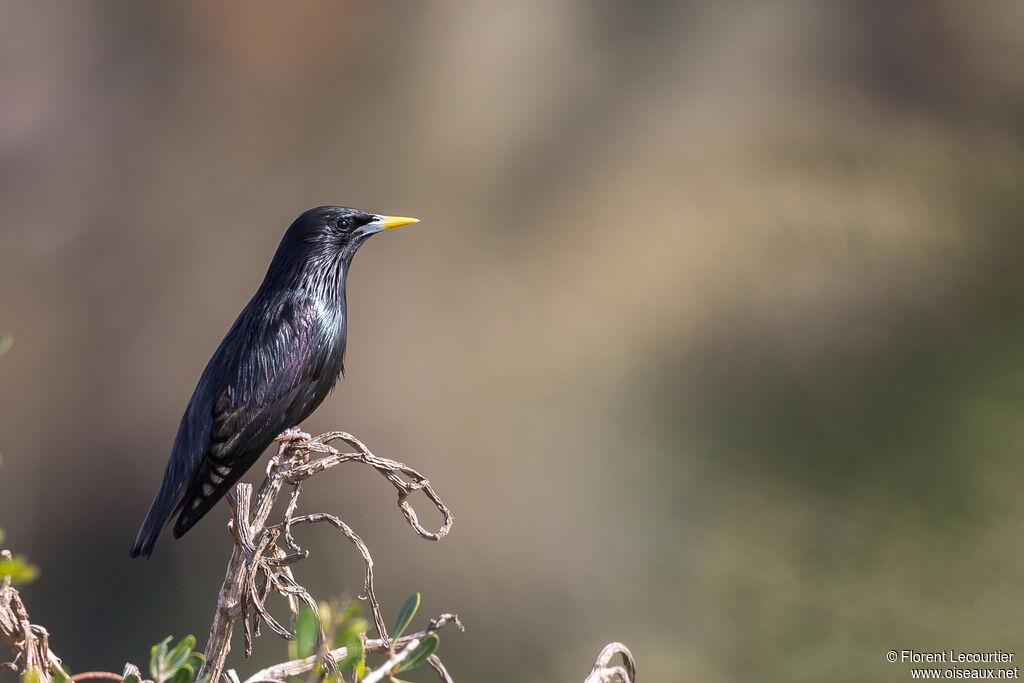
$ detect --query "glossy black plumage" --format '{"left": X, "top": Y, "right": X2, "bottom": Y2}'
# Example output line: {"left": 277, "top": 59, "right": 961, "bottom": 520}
{"left": 130, "top": 206, "right": 416, "bottom": 559}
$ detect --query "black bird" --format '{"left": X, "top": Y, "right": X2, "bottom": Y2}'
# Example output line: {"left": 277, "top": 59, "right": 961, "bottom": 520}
{"left": 129, "top": 206, "right": 419, "bottom": 559}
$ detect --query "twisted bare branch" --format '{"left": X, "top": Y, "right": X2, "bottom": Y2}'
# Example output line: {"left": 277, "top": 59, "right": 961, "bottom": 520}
{"left": 583, "top": 642, "right": 637, "bottom": 683}
{"left": 199, "top": 431, "right": 456, "bottom": 683}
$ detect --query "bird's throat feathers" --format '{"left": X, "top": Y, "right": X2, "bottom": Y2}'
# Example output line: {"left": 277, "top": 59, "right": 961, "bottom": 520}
{"left": 258, "top": 205, "right": 382, "bottom": 305}
{"left": 261, "top": 240, "right": 352, "bottom": 306}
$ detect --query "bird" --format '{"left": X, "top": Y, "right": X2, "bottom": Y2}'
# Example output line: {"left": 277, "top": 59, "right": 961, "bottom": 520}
{"left": 129, "top": 206, "right": 419, "bottom": 559}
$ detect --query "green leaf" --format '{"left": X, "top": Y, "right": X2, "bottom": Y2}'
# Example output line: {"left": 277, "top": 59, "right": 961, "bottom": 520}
{"left": 165, "top": 635, "right": 196, "bottom": 673}
{"left": 291, "top": 606, "right": 318, "bottom": 659}
{"left": 171, "top": 664, "right": 194, "bottom": 683}
{"left": 185, "top": 652, "right": 205, "bottom": 674}
{"left": 0, "top": 333, "right": 12, "bottom": 358}
{"left": 337, "top": 631, "right": 364, "bottom": 673}
{"left": 52, "top": 670, "right": 70, "bottom": 683}
{"left": 394, "top": 634, "right": 439, "bottom": 673}
{"left": 392, "top": 593, "right": 420, "bottom": 642}
{"left": 124, "top": 674, "right": 141, "bottom": 683}
{"left": 0, "top": 527, "right": 5, "bottom": 545}
{"left": 20, "top": 669, "right": 41, "bottom": 683}
{"left": 151, "top": 636, "right": 172, "bottom": 680}
{"left": 0, "top": 555, "right": 39, "bottom": 584}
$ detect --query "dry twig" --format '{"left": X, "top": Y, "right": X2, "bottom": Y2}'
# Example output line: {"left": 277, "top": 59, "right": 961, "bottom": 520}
{"left": 199, "top": 431, "right": 455, "bottom": 683}
{"left": 583, "top": 642, "right": 637, "bottom": 683}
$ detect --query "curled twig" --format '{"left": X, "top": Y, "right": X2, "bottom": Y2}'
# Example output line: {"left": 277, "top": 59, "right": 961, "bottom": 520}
{"left": 583, "top": 642, "right": 637, "bottom": 683}
{"left": 199, "top": 431, "right": 456, "bottom": 683}
{"left": 287, "top": 431, "right": 454, "bottom": 541}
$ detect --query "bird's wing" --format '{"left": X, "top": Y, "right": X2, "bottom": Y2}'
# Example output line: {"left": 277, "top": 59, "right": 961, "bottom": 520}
{"left": 172, "top": 293, "right": 337, "bottom": 536}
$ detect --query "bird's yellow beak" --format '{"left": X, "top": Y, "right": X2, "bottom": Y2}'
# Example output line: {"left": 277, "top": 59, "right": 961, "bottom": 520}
{"left": 378, "top": 215, "right": 420, "bottom": 230}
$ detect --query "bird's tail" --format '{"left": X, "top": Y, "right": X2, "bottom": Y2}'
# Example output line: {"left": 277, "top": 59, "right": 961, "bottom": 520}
{"left": 129, "top": 479, "right": 182, "bottom": 559}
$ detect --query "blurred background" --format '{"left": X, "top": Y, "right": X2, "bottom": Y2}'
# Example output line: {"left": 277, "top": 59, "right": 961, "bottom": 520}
{"left": 2, "top": 1, "right": 1024, "bottom": 681}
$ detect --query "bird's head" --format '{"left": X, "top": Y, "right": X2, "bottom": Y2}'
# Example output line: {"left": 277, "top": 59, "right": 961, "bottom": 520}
{"left": 275, "top": 205, "right": 418, "bottom": 263}
{"left": 288, "top": 206, "right": 419, "bottom": 258}
{"left": 264, "top": 206, "right": 419, "bottom": 291}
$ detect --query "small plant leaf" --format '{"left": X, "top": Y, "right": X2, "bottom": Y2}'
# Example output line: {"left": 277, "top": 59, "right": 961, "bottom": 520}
{"left": 20, "top": 669, "right": 41, "bottom": 683}
{"left": 124, "top": 674, "right": 141, "bottom": 683}
{"left": 151, "top": 636, "right": 172, "bottom": 680}
{"left": 394, "top": 634, "right": 439, "bottom": 673}
{"left": 165, "top": 635, "right": 196, "bottom": 673}
{"left": 337, "top": 631, "right": 364, "bottom": 673}
{"left": 392, "top": 593, "right": 420, "bottom": 642}
{"left": 293, "top": 606, "right": 318, "bottom": 659}
{"left": 185, "top": 652, "right": 205, "bottom": 674}
{"left": 0, "top": 333, "right": 12, "bottom": 358}
{"left": 172, "top": 664, "right": 194, "bottom": 683}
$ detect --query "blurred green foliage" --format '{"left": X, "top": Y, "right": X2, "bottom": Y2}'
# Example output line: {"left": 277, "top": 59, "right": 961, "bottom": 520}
{"left": 331, "top": 602, "right": 369, "bottom": 681}
{"left": 288, "top": 594, "right": 440, "bottom": 683}
{"left": 289, "top": 601, "right": 369, "bottom": 682}
{"left": 0, "top": 552, "right": 39, "bottom": 584}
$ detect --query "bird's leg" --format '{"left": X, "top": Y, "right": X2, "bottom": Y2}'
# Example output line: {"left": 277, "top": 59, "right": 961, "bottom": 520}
{"left": 268, "top": 426, "right": 311, "bottom": 475}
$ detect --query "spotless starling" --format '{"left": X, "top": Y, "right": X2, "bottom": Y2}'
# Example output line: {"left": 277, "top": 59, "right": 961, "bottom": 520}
{"left": 129, "top": 206, "right": 419, "bottom": 559}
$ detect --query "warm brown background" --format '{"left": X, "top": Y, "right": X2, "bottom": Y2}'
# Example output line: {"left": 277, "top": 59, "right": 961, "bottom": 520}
{"left": 2, "top": 2, "right": 1024, "bottom": 681}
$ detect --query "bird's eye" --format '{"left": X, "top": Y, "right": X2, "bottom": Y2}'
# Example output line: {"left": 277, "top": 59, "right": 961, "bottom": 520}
{"left": 337, "top": 217, "right": 354, "bottom": 231}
